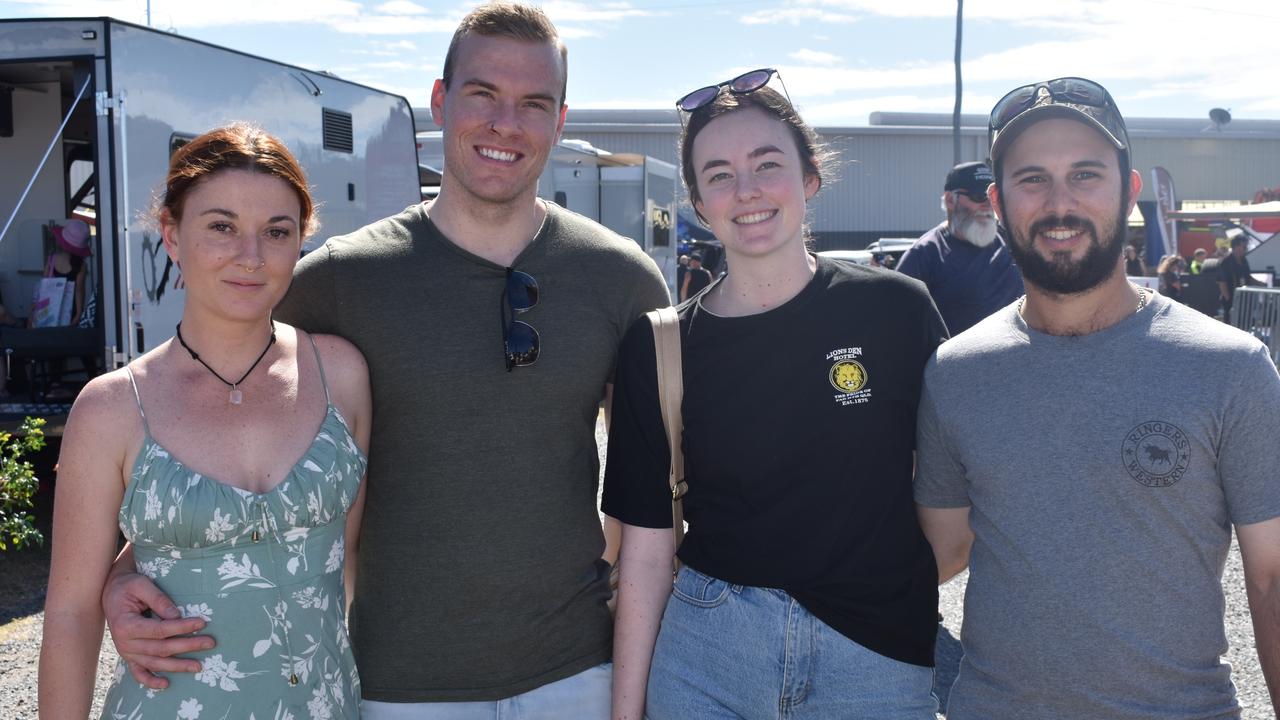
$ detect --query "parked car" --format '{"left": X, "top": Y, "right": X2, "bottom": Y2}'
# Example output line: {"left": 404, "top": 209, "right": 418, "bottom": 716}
{"left": 864, "top": 238, "right": 917, "bottom": 266}
{"left": 817, "top": 249, "right": 874, "bottom": 266}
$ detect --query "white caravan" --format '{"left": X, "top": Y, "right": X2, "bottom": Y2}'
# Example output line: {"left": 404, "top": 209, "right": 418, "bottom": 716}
{"left": 0, "top": 17, "right": 419, "bottom": 396}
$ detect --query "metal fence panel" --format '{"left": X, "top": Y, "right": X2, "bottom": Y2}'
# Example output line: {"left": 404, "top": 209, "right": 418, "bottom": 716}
{"left": 1230, "top": 287, "right": 1280, "bottom": 364}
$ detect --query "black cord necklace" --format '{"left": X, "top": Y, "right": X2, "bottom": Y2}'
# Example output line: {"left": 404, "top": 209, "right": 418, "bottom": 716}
{"left": 175, "top": 322, "right": 277, "bottom": 405}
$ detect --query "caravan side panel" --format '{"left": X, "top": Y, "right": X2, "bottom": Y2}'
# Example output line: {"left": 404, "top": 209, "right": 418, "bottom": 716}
{"left": 107, "top": 21, "right": 418, "bottom": 356}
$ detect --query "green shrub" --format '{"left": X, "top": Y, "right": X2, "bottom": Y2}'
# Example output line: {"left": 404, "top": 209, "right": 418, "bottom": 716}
{"left": 0, "top": 417, "right": 47, "bottom": 551}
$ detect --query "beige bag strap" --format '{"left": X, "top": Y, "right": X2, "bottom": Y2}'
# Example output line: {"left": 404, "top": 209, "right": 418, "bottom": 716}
{"left": 646, "top": 306, "right": 686, "bottom": 556}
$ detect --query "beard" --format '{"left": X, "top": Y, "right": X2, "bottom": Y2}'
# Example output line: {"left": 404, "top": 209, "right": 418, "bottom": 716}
{"left": 1003, "top": 205, "right": 1127, "bottom": 296}
{"left": 953, "top": 207, "right": 998, "bottom": 247}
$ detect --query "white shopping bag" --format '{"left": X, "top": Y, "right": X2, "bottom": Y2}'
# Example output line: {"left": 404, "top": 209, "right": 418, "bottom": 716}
{"left": 57, "top": 280, "right": 75, "bottom": 325}
{"left": 30, "top": 277, "right": 67, "bottom": 328}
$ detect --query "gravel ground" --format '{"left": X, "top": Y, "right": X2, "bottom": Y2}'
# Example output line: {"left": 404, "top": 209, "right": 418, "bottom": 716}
{"left": 1, "top": 417, "right": 1271, "bottom": 718}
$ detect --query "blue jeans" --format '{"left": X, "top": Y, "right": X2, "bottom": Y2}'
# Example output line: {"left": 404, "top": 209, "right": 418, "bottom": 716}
{"left": 646, "top": 566, "right": 937, "bottom": 720}
{"left": 361, "top": 662, "right": 611, "bottom": 720}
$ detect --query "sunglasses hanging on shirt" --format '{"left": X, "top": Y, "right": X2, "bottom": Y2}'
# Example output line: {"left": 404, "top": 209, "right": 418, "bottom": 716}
{"left": 501, "top": 268, "right": 539, "bottom": 371}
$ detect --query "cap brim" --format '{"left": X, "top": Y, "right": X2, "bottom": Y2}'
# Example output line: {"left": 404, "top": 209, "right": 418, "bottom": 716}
{"left": 948, "top": 182, "right": 993, "bottom": 195}
{"left": 991, "top": 104, "right": 1126, "bottom": 164}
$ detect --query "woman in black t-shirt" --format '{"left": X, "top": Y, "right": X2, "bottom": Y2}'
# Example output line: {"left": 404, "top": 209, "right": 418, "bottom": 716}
{"left": 605, "top": 73, "right": 945, "bottom": 720}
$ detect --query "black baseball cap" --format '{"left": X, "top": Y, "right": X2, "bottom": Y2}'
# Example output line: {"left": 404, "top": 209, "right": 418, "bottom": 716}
{"left": 989, "top": 77, "right": 1129, "bottom": 165}
{"left": 944, "top": 161, "right": 994, "bottom": 195}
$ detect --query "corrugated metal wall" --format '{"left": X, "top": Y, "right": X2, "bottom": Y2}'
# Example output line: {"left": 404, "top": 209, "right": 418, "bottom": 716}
{"left": 563, "top": 124, "right": 990, "bottom": 248}
{"left": 559, "top": 113, "right": 1280, "bottom": 250}
{"left": 1130, "top": 135, "right": 1280, "bottom": 202}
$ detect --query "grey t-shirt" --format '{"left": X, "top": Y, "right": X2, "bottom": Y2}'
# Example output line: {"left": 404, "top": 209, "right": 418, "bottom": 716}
{"left": 276, "top": 202, "right": 670, "bottom": 701}
{"left": 915, "top": 292, "right": 1280, "bottom": 719}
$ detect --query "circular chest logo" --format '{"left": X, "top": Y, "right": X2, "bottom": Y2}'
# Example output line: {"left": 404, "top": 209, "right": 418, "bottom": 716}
{"left": 829, "top": 360, "right": 867, "bottom": 394}
{"left": 1121, "top": 421, "right": 1190, "bottom": 487}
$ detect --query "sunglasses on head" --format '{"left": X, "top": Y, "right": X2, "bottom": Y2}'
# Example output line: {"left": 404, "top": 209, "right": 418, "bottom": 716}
{"left": 988, "top": 77, "right": 1127, "bottom": 148}
{"left": 676, "top": 68, "right": 788, "bottom": 114}
{"left": 501, "top": 268, "right": 539, "bottom": 372}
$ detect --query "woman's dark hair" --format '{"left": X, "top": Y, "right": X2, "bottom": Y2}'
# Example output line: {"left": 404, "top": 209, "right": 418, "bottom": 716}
{"left": 679, "top": 86, "right": 833, "bottom": 224}
{"left": 158, "top": 123, "right": 316, "bottom": 238}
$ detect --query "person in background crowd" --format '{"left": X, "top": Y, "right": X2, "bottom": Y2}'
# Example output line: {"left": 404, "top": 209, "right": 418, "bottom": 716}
{"left": 679, "top": 251, "right": 713, "bottom": 301}
{"left": 41, "top": 219, "right": 91, "bottom": 326}
{"left": 1189, "top": 247, "right": 1207, "bottom": 274}
{"left": 915, "top": 75, "right": 1280, "bottom": 719}
{"left": 608, "top": 70, "right": 944, "bottom": 720}
{"left": 98, "top": 5, "right": 670, "bottom": 719}
{"left": 898, "top": 160, "right": 1024, "bottom": 335}
{"left": 1218, "top": 233, "right": 1262, "bottom": 320}
{"left": 1157, "top": 254, "right": 1184, "bottom": 303}
{"left": 1123, "top": 244, "right": 1145, "bottom": 276}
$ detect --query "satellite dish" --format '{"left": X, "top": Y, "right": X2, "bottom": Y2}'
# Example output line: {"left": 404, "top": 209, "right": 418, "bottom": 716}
{"left": 1209, "top": 108, "right": 1232, "bottom": 130}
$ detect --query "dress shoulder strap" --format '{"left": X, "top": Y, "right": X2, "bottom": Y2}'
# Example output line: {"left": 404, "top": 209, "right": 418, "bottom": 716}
{"left": 123, "top": 366, "right": 151, "bottom": 435}
{"left": 305, "top": 332, "right": 332, "bottom": 405}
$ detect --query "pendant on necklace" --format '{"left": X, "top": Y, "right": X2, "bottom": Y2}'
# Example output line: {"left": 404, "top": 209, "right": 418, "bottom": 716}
{"left": 229, "top": 387, "right": 243, "bottom": 405}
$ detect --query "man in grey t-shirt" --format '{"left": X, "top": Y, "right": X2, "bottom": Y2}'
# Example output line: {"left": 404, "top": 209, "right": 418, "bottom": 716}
{"left": 914, "top": 77, "right": 1280, "bottom": 718}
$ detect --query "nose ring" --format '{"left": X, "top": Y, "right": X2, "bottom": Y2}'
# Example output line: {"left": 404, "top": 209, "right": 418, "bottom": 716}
{"left": 242, "top": 260, "right": 266, "bottom": 273}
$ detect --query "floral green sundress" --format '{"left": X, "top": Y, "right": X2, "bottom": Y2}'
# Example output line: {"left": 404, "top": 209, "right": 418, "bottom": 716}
{"left": 102, "top": 342, "right": 366, "bottom": 720}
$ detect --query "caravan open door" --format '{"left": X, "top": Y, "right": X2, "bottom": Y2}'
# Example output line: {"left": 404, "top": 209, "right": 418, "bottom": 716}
{"left": 0, "top": 47, "right": 114, "bottom": 404}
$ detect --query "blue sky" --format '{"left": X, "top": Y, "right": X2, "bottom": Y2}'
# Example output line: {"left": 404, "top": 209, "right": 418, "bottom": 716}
{"left": 3, "top": 0, "right": 1279, "bottom": 126}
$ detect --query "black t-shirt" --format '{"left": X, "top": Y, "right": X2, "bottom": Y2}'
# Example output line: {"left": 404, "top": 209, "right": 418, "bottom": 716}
{"left": 684, "top": 266, "right": 712, "bottom": 298}
{"left": 603, "top": 256, "right": 947, "bottom": 667}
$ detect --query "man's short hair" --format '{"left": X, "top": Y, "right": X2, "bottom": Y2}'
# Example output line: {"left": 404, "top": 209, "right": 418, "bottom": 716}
{"left": 441, "top": 2, "right": 568, "bottom": 105}
{"left": 1232, "top": 234, "right": 1249, "bottom": 248}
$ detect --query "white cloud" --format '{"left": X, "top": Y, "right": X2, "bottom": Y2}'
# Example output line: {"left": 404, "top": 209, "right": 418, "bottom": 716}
{"left": 799, "top": 93, "right": 957, "bottom": 125}
{"left": 1, "top": 0, "right": 459, "bottom": 35}
{"left": 374, "top": 0, "right": 428, "bottom": 15}
{"left": 542, "top": 1, "right": 654, "bottom": 23}
{"left": 343, "top": 39, "right": 420, "bottom": 56}
{"left": 742, "top": 7, "right": 859, "bottom": 25}
{"left": 358, "top": 60, "right": 435, "bottom": 72}
{"left": 555, "top": 26, "right": 602, "bottom": 39}
{"left": 1239, "top": 96, "right": 1280, "bottom": 114}
{"left": 574, "top": 97, "right": 671, "bottom": 110}
{"left": 544, "top": 0, "right": 655, "bottom": 38}
{"left": 778, "top": 62, "right": 953, "bottom": 97}
{"left": 741, "top": 0, "right": 1280, "bottom": 121}
{"left": 162, "top": 0, "right": 367, "bottom": 28}
{"left": 326, "top": 15, "right": 459, "bottom": 35}
{"left": 790, "top": 49, "right": 842, "bottom": 66}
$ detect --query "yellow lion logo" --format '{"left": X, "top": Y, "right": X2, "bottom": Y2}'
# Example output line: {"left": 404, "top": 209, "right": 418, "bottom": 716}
{"left": 829, "top": 360, "right": 867, "bottom": 393}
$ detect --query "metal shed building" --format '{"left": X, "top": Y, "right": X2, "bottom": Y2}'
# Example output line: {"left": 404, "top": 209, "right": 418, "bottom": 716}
{"left": 413, "top": 107, "right": 1280, "bottom": 251}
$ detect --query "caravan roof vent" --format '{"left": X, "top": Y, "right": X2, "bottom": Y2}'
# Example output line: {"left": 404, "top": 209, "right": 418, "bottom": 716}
{"left": 322, "top": 108, "right": 353, "bottom": 153}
